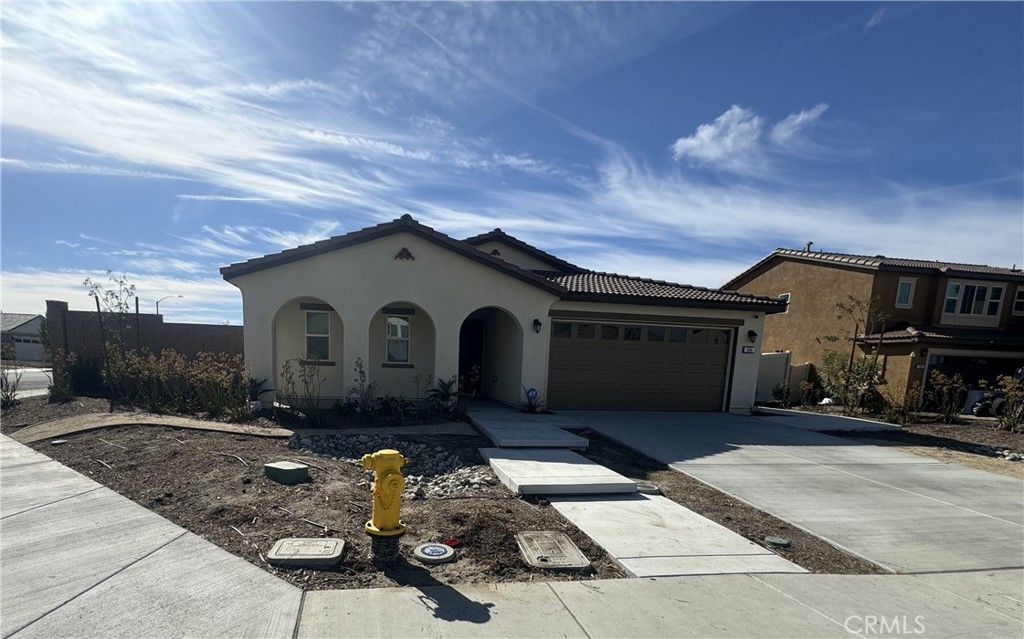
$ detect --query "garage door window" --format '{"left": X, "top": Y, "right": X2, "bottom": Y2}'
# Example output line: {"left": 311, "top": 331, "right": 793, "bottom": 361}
{"left": 576, "top": 323, "right": 595, "bottom": 339}
{"left": 623, "top": 326, "right": 642, "bottom": 341}
{"left": 646, "top": 326, "right": 665, "bottom": 342}
{"left": 669, "top": 328, "right": 687, "bottom": 343}
{"left": 553, "top": 322, "right": 572, "bottom": 338}
{"left": 600, "top": 325, "right": 619, "bottom": 340}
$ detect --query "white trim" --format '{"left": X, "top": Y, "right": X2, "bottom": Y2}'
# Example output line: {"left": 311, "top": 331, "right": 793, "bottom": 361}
{"left": 1012, "top": 286, "right": 1024, "bottom": 316}
{"left": 778, "top": 292, "right": 791, "bottom": 314}
{"left": 895, "top": 277, "right": 916, "bottom": 309}
{"left": 385, "top": 316, "right": 411, "bottom": 363}
{"left": 940, "top": 279, "right": 1006, "bottom": 327}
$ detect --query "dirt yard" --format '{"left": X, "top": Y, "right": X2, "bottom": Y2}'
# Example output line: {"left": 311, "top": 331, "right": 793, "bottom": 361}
{"left": 822, "top": 421, "right": 1024, "bottom": 479}
{"left": 3, "top": 396, "right": 895, "bottom": 590}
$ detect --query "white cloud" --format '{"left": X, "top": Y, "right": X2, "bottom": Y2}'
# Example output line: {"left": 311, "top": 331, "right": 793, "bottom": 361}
{"left": 55, "top": 240, "right": 80, "bottom": 248}
{"left": 866, "top": 8, "right": 886, "bottom": 29}
{"left": 671, "top": 105, "right": 765, "bottom": 175}
{"left": 770, "top": 103, "right": 829, "bottom": 147}
{"left": 1, "top": 158, "right": 190, "bottom": 181}
{"left": 176, "top": 194, "right": 274, "bottom": 202}
{"left": 672, "top": 104, "right": 833, "bottom": 176}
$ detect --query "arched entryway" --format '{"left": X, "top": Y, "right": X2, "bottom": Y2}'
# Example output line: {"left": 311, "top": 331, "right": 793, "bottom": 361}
{"left": 369, "top": 301, "right": 436, "bottom": 398}
{"left": 271, "top": 297, "right": 344, "bottom": 402}
{"left": 459, "top": 307, "right": 523, "bottom": 405}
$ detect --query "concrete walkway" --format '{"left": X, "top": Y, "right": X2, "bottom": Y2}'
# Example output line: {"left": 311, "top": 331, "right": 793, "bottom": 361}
{"left": 561, "top": 411, "right": 1024, "bottom": 574}
{"left": 469, "top": 407, "right": 589, "bottom": 448}
{"left": 2, "top": 435, "right": 1021, "bottom": 638}
{"left": 9, "top": 412, "right": 293, "bottom": 444}
{"left": 0, "top": 435, "right": 300, "bottom": 638}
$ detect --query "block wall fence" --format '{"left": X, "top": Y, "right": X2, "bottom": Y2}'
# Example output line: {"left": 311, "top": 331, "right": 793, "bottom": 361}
{"left": 46, "top": 300, "right": 243, "bottom": 361}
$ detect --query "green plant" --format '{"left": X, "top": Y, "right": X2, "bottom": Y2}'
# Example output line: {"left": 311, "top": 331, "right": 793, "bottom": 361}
{"left": 817, "top": 348, "right": 884, "bottom": 415}
{"left": 351, "top": 357, "right": 378, "bottom": 416}
{"left": 928, "top": 370, "right": 966, "bottom": 424}
{"left": 1, "top": 341, "right": 18, "bottom": 361}
{"left": 280, "top": 358, "right": 325, "bottom": 426}
{"left": 1, "top": 365, "right": 23, "bottom": 409}
{"left": 426, "top": 376, "right": 461, "bottom": 419}
{"left": 48, "top": 349, "right": 77, "bottom": 403}
{"left": 248, "top": 377, "right": 272, "bottom": 401}
{"left": 377, "top": 394, "right": 410, "bottom": 427}
{"left": 798, "top": 380, "right": 818, "bottom": 410}
{"left": 992, "top": 374, "right": 1024, "bottom": 433}
{"left": 413, "top": 373, "right": 432, "bottom": 399}
{"left": 771, "top": 381, "right": 792, "bottom": 408}
{"left": 879, "top": 381, "right": 922, "bottom": 425}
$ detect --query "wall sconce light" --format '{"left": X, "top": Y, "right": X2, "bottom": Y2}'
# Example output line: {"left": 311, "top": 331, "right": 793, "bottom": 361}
{"left": 920, "top": 348, "right": 928, "bottom": 357}
{"left": 747, "top": 330, "right": 758, "bottom": 344}
{"left": 532, "top": 318, "right": 543, "bottom": 334}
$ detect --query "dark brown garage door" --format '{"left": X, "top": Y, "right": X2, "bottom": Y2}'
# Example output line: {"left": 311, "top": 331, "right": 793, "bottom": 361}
{"left": 547, "top": 321, "right": 732, "bottom": 411}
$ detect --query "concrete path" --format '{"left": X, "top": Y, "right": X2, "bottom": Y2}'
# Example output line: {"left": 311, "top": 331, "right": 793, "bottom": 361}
{"left": 8, "top": 412, "right": 294, "bottom": 444}
{"left": 560, "top": 411, "right": 1024, "bottom": 574}
{"left": 469, "top": 406, "right": 589, "bottom": 448}
{"left": 296, "top": 571, "right": 1023, "bottom": 638}
{"left": 756, "top": 407, "right": 898, "bottom": 431}
{"left": 2, "top": 435, "right": 1022, "bottom": 638}
{"left": 481, "top": 448, "right": 636, "bottom": 494}
{"left": 549, "top": 494, "right": 805, "bottom": 577}
{"left": 0, "top": 435, "right": 301, "bottom": 639}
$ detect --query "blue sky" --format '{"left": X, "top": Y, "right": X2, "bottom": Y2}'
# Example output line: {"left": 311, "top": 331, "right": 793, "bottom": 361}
{"left": 2, "top": 2, "right": 1022, "bottom": 324}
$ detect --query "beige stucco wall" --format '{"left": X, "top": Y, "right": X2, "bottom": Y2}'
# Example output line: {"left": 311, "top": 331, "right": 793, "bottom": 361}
{"left": 230, "top": 231, "right": 559, "bottom": 404}
{"left": 368, "top": 304, "right": 436, "bottom": 397}
{"left": 548, "top": 300, "right": 766, "bottom": 413}
{"left": 733, "top": 260, "right": 874, "bottom": 369}
{"left": 481, "top": 309, "right": 524, "bottom": 403}
{"left": 273, "top": 298, "right": 345, "bottom": 399}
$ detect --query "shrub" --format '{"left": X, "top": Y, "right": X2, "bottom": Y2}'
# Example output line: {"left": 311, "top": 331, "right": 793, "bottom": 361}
{"left": 426, "top": 376, "right": 461, "bottom": 419}
{"left": 771, "top": 381, "right": 793, "bottom": 408}
{"left": 818, "top": 349, "right": 884, "bottom": 415}
{"left": 879, "top": 381, "right": 922, "bottom": 426}
{"left": 377, "top": 394, "right": 409, "bottom": 427}
{"left": 48, "top": 349, "right": 77, "bottom": 403}
{"left": 1, "top": 365, "right": 23, "bottom": 409}
{"left": 280, "top": 358, "right": 325, "bottom": 426}
{"left": 192, "top": 352, "right": 249, "bottom": 419}
{"left": 929, "top": 370, "right": 966, "bottom": 424}
{"left": 520, "top": 386, "right": 546, "bottom": 413}
{"left": 992, "top": 374, "right": 1024, "bottom": 433}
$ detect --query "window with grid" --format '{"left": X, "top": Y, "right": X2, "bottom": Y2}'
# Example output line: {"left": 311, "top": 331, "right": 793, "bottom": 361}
{"left": 386, "top": 316, "right": 411, "bottom": 362}
{"left": 305, "top": 311, "right": 330, "bottom": 360}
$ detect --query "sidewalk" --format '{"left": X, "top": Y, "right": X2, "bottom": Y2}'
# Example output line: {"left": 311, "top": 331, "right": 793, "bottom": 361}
{"left": 2, "top": 435, "right": 1022, "bottom": 638}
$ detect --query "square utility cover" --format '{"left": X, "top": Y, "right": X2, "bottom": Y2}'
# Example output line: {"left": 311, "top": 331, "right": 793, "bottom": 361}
{"left": 267, "top": 538, "right": 344, "bottom": 569}
{"left": 515, "top": 531, "right": 590, "bottom": 570}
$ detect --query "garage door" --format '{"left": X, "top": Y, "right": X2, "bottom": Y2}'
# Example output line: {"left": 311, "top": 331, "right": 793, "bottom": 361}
{"left": 547, "top": 321, "right": 732, "bottom": 411}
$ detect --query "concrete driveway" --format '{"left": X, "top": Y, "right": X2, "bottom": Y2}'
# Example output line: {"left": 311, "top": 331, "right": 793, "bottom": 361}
{"left": 559, "top": 411, "right": 1024, "bottom": 574}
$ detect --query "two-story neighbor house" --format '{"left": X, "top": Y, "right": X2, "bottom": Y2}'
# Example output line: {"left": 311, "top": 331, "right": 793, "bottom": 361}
{"left": 724, "top": 249, "right": 1024, "bottom": 397}
{"left": 221, "top": 215, "right": 787, "bottom": 413}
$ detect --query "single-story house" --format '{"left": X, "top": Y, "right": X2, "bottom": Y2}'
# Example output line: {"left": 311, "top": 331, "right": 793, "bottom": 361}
{"left": 221, "top": 216, "right": 787, "bottom": 413}
{"left": 1, "top": 313, "right": 45, "bottom": 362}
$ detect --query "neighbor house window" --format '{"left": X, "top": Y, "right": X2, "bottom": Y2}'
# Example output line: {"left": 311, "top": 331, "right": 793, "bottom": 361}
{"left": 305, "top": 311, "right": 330, "bottom": 361}
{"left": 1013, "top": 287, "right": 1024, "bottom": 316}
{"left": 895, "top": 278, "right": 916, "bottom": 309}
{"left": 941, "top": 280, "right": 1005, "bottom": 326}
{"left": 386, "top": 316, "right": 411, "bottom": 362}
{"left": 779, "top": 292, "right": 791, "bottom": 313}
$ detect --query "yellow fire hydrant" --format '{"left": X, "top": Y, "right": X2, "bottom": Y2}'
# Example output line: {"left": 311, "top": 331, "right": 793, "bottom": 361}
{"left": 361, "top": 449, "right": 407, "bottom": 567}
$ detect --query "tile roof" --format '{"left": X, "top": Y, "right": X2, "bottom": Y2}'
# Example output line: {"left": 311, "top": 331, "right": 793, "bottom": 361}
{"left": 1, "top": 313, "right": 41, "bottom": 333}
{"left": 543, "top": 271, "right": 786, "bottom": 308}
{"left": 221, "top": 215, "right": 787, "bottom": 312}
{"left": 725, "top": 248, "right": 1024, "bottom": 289}
{"left": 857, "top": 325, "right": 1024, "bottom": 345}
{"left": 462, "top": 228, "right": 584, "bottom": 273}
{"left": 773, "top": 248, "right": 1024, "bottom": 276}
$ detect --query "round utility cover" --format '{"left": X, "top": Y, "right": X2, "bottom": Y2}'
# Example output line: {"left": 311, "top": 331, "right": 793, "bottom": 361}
{"left": 413, "top": 543, "right": 456, "bottom": 564}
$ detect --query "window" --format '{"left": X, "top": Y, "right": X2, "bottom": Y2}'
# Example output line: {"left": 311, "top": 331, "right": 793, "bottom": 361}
{"left": 622, "top": 326, "right": 642, "bottom": 341}
{"left": 779, "top": 292, "right": 790, "bottom": 313}
{"left": 895, "top": 278, "right": 916, "bottom": 308}
{"left": 386, "top": 317, "right": 410, "bottom": 362}
{"left": 668, "top": 328, "right": 687, "bottom": 343}
{"left": 941, "top": 280, "right": 1005, "bottom": 326}
{"left": 1013, "top": 287, "right": 1024, "bottom": 316}
{"left": 600, "top": 325, "right": 619, "bottom": 340}
{"left": 305, "top": 311, "right": 330, "bottom": 361}
{"left": 646, "top": 326, "right": 665, "bottom": 342}
{"left": 576, "top": 323, "right": 595, "bottom": 339}
{"left": 553, "top": 322, "right": 572, "bottom": 339}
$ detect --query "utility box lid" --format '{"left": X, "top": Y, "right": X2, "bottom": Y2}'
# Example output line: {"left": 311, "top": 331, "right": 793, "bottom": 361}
{"left": 265, "top": 461, "right": 309, "bottom": 485}
{"left": 267, "top": 538, "right": 344, "bottom": 569}
{"left": 515, "top": 531, "right": 590, "bottom": 570}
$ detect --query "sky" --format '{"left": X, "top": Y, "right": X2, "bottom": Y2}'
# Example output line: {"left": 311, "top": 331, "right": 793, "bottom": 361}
{"left": 2, "top": 2, "right": 1022, "bottom": 325}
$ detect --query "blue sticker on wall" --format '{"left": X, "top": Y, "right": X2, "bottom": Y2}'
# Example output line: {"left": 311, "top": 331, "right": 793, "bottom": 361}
{"left": 527, "top": 387, "right": 538, "bottom": 401}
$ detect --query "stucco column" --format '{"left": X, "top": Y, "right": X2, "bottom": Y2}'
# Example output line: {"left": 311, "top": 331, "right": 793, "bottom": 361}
{"left": 343, "top": 308, "right": 372, "bottom": 397}
{"left": 433, "top": 324, "right": 460, "bottom": 386}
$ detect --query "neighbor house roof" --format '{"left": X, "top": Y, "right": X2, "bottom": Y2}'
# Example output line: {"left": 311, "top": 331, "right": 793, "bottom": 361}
{"left": 222, "top": 216, "right": 787, "bottom": 312}
{"left": 1, "top": 313, "right": 41, "bottom": 333}
{"left": 856, "top": 325, "right": 1024, "bottom": 346}
{"left": 724, "top": 248, "right": 1024, "bottom": 289}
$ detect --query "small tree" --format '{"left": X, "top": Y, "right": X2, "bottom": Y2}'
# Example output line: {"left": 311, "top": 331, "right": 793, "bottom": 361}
{"left": 816, "top": 295, "right": 887, "bottom": 415}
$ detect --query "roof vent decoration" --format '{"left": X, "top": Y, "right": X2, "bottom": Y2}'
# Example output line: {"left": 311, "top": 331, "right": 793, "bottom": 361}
{"left": 395, "top": 247, "right": 415, "bottom": 261}
{"left": 490, "top": 249, "right": 501, "bottom": 257}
